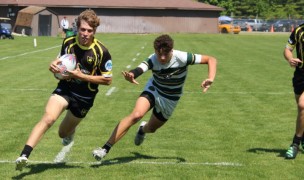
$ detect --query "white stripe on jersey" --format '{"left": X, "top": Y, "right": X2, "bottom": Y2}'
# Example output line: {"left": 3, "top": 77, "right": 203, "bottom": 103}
{"left": 138, "top": 50, "right": 201, "bottom": 99}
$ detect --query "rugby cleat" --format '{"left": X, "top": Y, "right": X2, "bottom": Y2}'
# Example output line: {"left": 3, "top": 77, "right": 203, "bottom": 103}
{"left": 285, "top": 143, "right": 299, "bottom": 159}
{"left": 92, "top": 147, "right": 107, "bottom": 161}
{"left": 62, "top": 133, "right": 74, "bottom": 146}
{"left": 134, "top": 121, "right": 147, "bottom": 146}
{"left": 15, "top": 155, "right": 28, "bottom": 171}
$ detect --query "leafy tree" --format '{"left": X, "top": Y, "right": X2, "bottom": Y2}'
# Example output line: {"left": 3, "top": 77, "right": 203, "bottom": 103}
{"left": 197, "top": 0, "right": 304, "bottom": 19}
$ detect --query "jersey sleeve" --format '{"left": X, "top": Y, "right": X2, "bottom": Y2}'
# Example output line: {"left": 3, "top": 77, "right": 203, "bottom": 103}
{"left": 138, "top": 54, "right": 155, "bottom": 72}
{"left": 59, "top": 38, "right": 71, "bottom": 57}
{"left": 175, "top": 50, "right": 202, "bottom": 65}
{"left": 99, "top": 49, "right": 113, "bottom": 78}
{"left": 286, "top": 29, "right": 296, "bottom": 50}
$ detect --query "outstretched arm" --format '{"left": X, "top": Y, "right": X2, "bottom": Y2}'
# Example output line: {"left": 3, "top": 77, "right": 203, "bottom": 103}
{"left": 199, "top": 55, "right": 217, "bottom": 93}
{"left": 121, "top": 71, "right": 139, "bottom": 85}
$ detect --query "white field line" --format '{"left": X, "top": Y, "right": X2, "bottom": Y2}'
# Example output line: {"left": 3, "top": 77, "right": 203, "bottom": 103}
{"left": 0, "top": 160, "right": 242, "bottom": 166}
{"left": 105, "top": 87, "right": 116, "bottom": 96}
{"left": 0, "top": 45, "right": 61, "bottom": 61}
{"left": 53, "top": 141, "right": 74, "bottom": 163}
{"left": 0, "top": 88, "right": 49, "bottom": 92}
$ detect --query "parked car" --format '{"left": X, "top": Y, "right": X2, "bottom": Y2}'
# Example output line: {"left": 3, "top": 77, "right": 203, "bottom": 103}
{"left": 246, "top": 19, "right": 265, "bottom": 31}
{"left": 234, "top": 19, "right": 248, "bottom": 31}
{"left": 218, "top": 20, "right": 241, "bottom": 34}
{"left": 273, "top": 19, "right": 295, "bottom": 32}
{"left": 260, "top": 19, "right": 277, "bottom": 32}
{"left": 0, "top": 17, "right": 14, "bottom": 39}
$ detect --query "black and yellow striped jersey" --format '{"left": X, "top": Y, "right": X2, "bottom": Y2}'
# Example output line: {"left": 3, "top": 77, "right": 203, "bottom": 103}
{"left": 286, "top": 23, "right": 304, "bottom": 70}
{"left": 58, "top": 34, "right": 112, "bottom": 98}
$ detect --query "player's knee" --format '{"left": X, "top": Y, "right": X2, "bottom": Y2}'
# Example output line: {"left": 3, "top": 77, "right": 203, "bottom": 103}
{"left": 131, "top": 111, "right": 145, "bottom": 122}
{"left": 42, "top": 113, "right": 56, "bottom": 127}
{"left": 298, "top": 101, "right": 304, "bottom": 110}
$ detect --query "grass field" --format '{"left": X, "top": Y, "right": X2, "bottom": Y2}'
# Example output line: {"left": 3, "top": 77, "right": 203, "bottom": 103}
{"left": 1, "top": 33, "right": 304, "bottom": 179}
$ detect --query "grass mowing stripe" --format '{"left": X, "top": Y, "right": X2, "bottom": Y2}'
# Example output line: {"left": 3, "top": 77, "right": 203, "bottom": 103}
{"left": 0, "top": 88, "right": 292, "bottom": 95}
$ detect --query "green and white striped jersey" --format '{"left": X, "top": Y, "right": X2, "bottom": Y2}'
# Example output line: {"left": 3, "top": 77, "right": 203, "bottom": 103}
{"left": 138, "top": 50, "right": 201, "bottom": 100}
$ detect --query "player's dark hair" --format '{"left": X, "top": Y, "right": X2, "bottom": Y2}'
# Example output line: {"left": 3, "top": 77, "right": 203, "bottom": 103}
{"left": 77, "top": 9, "right": 100, "bottom": 30}
{"left": 153, "top": 34, "right": 174, "bottom": 54}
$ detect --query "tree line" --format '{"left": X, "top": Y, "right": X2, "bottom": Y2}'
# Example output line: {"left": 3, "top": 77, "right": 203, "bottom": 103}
{"left": 197, "top": 0, "right": 304, "bottom": 19}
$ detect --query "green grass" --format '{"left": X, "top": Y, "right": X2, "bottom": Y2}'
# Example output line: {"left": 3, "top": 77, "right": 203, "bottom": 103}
{"left": 1, "top": 33, "right": 303, "bottom": 179}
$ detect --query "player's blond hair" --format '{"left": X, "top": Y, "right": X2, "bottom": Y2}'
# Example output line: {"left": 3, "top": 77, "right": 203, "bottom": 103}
{"left": 76, "top": 9, "right": 100, "bottom": 30}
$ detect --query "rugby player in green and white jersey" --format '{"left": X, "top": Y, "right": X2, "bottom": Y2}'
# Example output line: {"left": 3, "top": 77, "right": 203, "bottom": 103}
{"left": 93, "top": 34, "right": 217, "bottom": 161}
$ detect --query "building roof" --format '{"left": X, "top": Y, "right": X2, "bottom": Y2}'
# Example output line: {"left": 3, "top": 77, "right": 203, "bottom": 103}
{"left": 18, "top": 6, "right": 46, "bottom": 14}
{"left": 1, "top": 0, "right": 223, "bottom": 11}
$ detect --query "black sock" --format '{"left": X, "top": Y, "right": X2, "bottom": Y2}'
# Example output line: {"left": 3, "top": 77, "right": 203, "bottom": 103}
{"left": 138, "top": 126, "right": 145, "bottom": 135}
{"left": 20, "top": 145, "right": 33, "bottom": 158}
{"left": 102, "top": 142, "right": 112, "bottom": 153}
{"left": 292, "top": 135, "right": 302, "bottom": 146}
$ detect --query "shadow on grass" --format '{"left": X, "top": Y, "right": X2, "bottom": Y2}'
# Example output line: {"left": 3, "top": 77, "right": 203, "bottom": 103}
{"left": 91, "top": 151, "right": 186, "bottom": 168}
{"left": 12, "top": 163, "right": 83, "bottom": 179}
{"left": 247, "top": 148, "right": 288, "bottom": 158}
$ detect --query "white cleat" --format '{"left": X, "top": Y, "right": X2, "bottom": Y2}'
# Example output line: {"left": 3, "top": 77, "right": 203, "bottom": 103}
{"left": 92, "top": 148, "right": 107, "bottom": 161}
{"left": 134, "top": 121, "right": 147, "bottom": 146}
{"left": 15, "top": 155, "right": 28, "bottom": 171}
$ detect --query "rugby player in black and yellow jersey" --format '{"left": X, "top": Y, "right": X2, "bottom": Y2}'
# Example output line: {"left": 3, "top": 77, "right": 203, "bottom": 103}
{"left": 15, "top": 9, "right": 113, "bottom": 171}
{"left": 284, "top": 24, "right": 304, "bottom": 159}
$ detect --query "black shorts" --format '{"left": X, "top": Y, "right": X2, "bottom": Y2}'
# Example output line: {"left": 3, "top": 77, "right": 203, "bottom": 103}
{"left": 140, "top": 91, "right": 168, "bottom": 122}
{"left": 293, "top": 70, "right": 304, "bottom": 95}
{"left": 53, "top": 82, "right": 95, "bottom": 118}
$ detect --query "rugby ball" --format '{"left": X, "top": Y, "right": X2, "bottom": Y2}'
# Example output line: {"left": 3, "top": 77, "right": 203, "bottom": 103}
{"left": 54, "top": 54, "right": 77, "bottom": 80}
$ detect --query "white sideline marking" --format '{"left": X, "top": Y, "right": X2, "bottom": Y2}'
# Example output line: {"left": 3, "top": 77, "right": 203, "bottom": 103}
{"left": 0, "top": 160, "right": 242, "bottom": 166}
{"left": 0, "top": 45, "right": 61, "bottom": 61}
{"left": 0, "top": 88, "right": 49, "bottom": 92}
{"left": 53, "top": 141, "right": 74, "bottom": 163}
{"left": 106, "top": 87, "right": 116, "bottom": 96}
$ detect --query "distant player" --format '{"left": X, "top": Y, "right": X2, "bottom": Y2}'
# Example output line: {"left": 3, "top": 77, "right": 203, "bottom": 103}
{"left": 15, "top": 9, "right": 113, "bottom": 171}
{"left": 92, "top": 34, "right": 217, "bottom": 161}
{"left": 284, "top": 23, "right": 304, "bottom": 159}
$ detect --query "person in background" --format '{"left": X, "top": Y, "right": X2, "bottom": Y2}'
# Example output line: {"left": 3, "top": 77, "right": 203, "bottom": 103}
{"left": 60, "top": 16, "right": 69, "bottom": 38}
{"left": 15, "top": 9, "right": 113, "bottom": 171}
{"left": 92, "top": 34, "right": 217, "bottom": 161}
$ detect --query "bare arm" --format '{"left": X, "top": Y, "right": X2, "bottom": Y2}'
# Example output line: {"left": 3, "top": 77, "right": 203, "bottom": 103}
{"left": 200, "top": 55, "right": 217, "bottom": 93}
{"left": 284, "top": 47, "right": 302, "bottom": 68}
{"left": 68, "top": 64, "right": 112, "bottom": 85}
{"left": 121, "top": 71, "right": 139, "bottom": 85}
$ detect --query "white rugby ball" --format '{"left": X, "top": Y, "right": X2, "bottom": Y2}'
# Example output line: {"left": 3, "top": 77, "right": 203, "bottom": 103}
{"left": 54, "top": 54, "right": 77, "bottom": 80}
